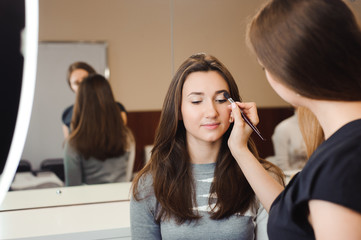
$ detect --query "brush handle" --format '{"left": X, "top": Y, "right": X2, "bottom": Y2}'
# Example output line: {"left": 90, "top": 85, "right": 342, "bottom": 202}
{"left": 240, "top": 111, "right": 266, "bottom": 141}
{"left": 223, "top": 91, "right": 266, "bottom": 141}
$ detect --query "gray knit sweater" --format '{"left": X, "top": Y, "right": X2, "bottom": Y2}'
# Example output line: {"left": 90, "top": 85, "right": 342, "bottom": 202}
{"left": 130, "top": 163, "right": 269, "bottom": 240}
{"left": 63, "top": 141, "right": 129, "bottom": 186}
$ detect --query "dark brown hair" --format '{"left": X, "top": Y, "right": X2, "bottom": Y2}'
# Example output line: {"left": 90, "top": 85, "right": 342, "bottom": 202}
{"left": 247, "top": 0, "right": 361, "bottom": 101}
{"left": 132, "top": 53, "right": 284, "bottom": 224}
{"left": 66, "top": 61, "right": 96, "bottom": 91}
{"left": 69, "top": 73, "right": 130, "bottom": 160}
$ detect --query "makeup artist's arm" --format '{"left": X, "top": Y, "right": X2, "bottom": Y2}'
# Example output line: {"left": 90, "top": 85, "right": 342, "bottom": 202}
{"left": 228, "top": 102, "right": 284, "bottom": 212}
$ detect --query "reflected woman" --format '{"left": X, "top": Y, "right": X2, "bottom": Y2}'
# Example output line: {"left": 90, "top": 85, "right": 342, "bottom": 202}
{"left": 63, "top": 74, "right": 134, "bottom": 186}
{"left": 61, "top": 61, "right": 127, "bottom": 138}
{"left": 130, "top": 53, "right": 284, "bottom": 239}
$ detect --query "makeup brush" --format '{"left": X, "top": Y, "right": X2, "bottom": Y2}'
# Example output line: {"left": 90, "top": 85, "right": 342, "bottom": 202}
{"left": 223, "top": 91, "right": 266, "bottom": 141}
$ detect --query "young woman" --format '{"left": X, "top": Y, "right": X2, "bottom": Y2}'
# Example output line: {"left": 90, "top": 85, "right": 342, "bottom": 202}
{"left": 61, "top": 61, "right": 127, "bottom": 138}
{"left": 226, "top": 0, "right": 361, "bottom": 239}
{"left": 130, "top": 53, "right": 284, "bottom": 239}
{"left": 63, "top": 74, "right": 133, "bottom": 186}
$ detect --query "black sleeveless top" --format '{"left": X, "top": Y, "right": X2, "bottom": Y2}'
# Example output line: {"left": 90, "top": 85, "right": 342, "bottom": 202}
{"left": 268, "top": 119, "right": 361, "bottom": 240}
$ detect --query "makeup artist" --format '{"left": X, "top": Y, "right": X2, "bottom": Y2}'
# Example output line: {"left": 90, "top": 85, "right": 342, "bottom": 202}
{"left": 130, "top": 53, "right": 284, "bottom": 240}
{"left": 226, "top": 0, "right": 361, "bottom": 239}
{"left": 61, "top": 61, "right": 127, "bottom": 138}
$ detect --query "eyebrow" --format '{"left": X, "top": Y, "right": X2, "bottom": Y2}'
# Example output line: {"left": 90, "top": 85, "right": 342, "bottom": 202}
{"left": 187, "top": 89, "right": 228, "bottom": 97}
{"left": 216, "top": 90, "right": 228, "bottom": 95}
{"left": 187, "top": 92, "right": 203, "bottom": 97}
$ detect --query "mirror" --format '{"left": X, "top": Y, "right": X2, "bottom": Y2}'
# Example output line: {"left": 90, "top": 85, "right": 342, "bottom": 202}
{"left": 0, "top": 0, "right": 38, "bottom": 204}
{"left": 14, "top": 41, "right": 109, "bottom": 190}
{"left": 4, "top": 0, "right": 361, "bottom": 210}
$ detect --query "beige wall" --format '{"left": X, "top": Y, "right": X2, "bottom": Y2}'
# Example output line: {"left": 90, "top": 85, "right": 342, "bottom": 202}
{"left": 39, "top": 0, "right": 172, "bottom": 111}
{"left": 39, "top": 0, "right": 291, "bottom": 110}
{"left": 172, "top": 0, "right": 284, "bottom": 106}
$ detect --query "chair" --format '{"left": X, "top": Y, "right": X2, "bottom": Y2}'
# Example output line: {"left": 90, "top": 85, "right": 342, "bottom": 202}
{"left": 125, "top": 131, "right": 136, "bottom": 182}
{"left": 16, "top": 159, "right": 32, "bottom": 173}
{"left": 40, "top": 158, "right": 65, "bottom": 182}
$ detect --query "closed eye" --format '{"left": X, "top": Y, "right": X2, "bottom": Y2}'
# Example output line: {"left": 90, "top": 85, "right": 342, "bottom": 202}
{"left": 191, "top": 100, "right": 202, "bottom": 104}
{"left": 215, "top": 99, "right": 227, "bottom": 104}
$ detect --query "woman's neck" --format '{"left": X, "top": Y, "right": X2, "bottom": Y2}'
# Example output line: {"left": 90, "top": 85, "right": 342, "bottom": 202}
{"left": 307, "top": 100, "right": 361, "bottom": 139}
{"left": 187, "top": 138, "right": 221, "bottom": 164}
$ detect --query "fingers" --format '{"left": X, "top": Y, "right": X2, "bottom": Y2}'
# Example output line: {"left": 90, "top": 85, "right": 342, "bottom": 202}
{"left": 229, "top": 102, "right": 259, "bottom": 126}
{"left": 227, "top": 102, "right": 255, "bottom": 155}
{"left": 230, "top": 102, "right": 243, "bottom": 125}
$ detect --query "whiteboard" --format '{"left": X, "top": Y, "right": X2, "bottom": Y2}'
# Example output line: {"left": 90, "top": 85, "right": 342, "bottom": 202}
{"left": 21, "top": 42, "right": 108, "bottom": 170}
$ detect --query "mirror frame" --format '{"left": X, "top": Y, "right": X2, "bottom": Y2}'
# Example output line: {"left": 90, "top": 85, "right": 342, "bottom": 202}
{"left": 0, "top": 0, "right": 39, "bottom": 204}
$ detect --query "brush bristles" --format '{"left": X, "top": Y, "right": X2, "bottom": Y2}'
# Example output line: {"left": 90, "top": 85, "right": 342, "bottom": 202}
{"left": 223, "top": 91, "right": 231, "bottom": 99}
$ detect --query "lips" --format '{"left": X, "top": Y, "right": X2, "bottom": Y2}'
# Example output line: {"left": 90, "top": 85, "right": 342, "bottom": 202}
{"left": 202, "top": 123, "right": 220, "bottom": 129}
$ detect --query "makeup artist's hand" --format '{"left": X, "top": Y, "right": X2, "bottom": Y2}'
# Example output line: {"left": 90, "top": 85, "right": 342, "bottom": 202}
{"left": 228, "top": 101, "right": 259, "bottom": 157}
{"left": 228, "top": 102, "right": 284, "bottom": 212}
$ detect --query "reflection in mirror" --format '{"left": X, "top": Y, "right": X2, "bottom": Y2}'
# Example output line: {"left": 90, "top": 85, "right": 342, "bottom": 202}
{"left": 13, "top": 41, "right": 109, "bottom": 190}
{"left": 63, "top": 73, "right": 134, "bottom": 186}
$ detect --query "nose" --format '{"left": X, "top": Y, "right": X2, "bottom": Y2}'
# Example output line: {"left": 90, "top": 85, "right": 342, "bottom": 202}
{"left": 205, "top": 101, "right": 218, "bottom": 118}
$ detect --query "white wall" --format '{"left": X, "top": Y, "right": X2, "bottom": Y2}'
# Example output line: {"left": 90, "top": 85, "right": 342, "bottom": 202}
{"left": 21, "top": 42, "right": 107, "bottom": 169}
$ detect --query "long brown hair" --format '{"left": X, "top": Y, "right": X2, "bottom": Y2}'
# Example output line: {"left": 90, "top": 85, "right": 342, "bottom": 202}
{"left": 247, "top": 0, "right": 361, "bottom": 101}
{"left": 69, "top": 73, "right": 130, "bottom": 160}
{"left": 132, "top": 53, "right": 284, "bottom": 224}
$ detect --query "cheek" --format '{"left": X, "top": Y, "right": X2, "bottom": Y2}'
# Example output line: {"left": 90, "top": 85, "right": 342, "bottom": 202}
{"left": 181, "top": 106, "right": 196, "bottom": 127}
{"left": 71, "top": 85, "right": 77, "bottom": 92}
{"left": 217, "top": 106, "right": 231, "bottom": 129}
{"left": 220, "top": 105, "right": 231, "bottom": 118}
{"left": 265, "top": 72, "right": 288, "bottom": 99}
{"left": 71, "top": 83, "right": 79, "bottom": 93}
{"left": 266, "top": 76, "right": 298, "bottom": 104}
{"left": 265, "top": 71, "right": 277, "bottom": 90}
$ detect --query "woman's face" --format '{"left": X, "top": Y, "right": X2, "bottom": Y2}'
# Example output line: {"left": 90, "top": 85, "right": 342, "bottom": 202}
{"left": 181, "top": 71, "right": 231, "bottom": 145}
{"left": 69, "top": 69, "right": 89, "bottom": 93}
